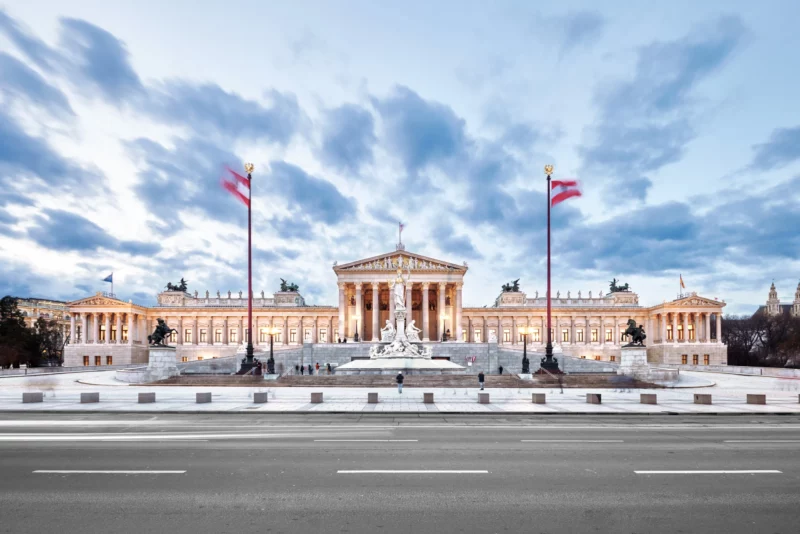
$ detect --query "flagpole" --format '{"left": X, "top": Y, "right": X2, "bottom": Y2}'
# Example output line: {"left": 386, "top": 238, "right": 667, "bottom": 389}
{"left": 541, "top": 164, "right": 559, "bottom": 373}
{"left": 245, "top": 162, "right": 254, "bottom": 366}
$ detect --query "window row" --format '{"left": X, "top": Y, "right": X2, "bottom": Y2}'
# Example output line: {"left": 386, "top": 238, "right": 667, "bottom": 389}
{"left": 82, "top": 355, "right": 113, "bottom": 366}
{"left": 681, "top": 354, "right": 710, "bottom": 365}
{"left": 478, "top": 328, "right": 628, "bottom": 343}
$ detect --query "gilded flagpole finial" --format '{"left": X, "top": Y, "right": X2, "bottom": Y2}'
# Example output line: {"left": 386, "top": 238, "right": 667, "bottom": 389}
{"left": 244, "top": 162, "right": 255, "bottom": 174}
{"left": 544, "top": 164, "right": 554, "bottom": 176}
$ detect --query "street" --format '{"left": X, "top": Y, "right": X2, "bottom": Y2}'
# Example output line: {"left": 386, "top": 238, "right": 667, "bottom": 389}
{"left": 1, "top": 414, "right": 799, "bottom": 533}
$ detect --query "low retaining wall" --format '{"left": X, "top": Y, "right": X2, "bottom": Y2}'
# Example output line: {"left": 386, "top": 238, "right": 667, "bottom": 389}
{"left": 678, "top": 364, "right": 800, "bottom": 378}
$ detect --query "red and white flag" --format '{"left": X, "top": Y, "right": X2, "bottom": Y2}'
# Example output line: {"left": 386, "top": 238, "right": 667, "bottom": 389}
{"left": 551, "top": 179, "right": 582, "bottom": 207}
{"left": 221, "top": 167, "right": 250, "bottom": 207}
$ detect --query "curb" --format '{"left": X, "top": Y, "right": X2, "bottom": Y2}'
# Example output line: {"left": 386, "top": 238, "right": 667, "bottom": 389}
{"left": 0, "top": 409, "right": 798, "bottom": 416}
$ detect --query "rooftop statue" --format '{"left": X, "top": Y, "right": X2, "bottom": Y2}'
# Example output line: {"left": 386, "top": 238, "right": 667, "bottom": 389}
{"left": 279, "top": 278, "right": 300, "bottom": 292}
{"left": 165, "top": 277, "right": 189, "bottom": 292}
{"left": 501, "top": 279, "right": 520, "bottom": 292}
{"left": 609, "top": 278, "right": 630, "bottom": 292}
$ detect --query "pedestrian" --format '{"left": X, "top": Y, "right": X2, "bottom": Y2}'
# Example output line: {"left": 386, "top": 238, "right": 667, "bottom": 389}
{"left": 308, "top": 364, "right": 313, "bottom": 375}
{"left": 327, "top": 363, "right": 332, "bottom": 375}
{"left": 300, "top": 364, "right": 304, "bottom": 375}
{"left": 498, "top": 365, "right": 504, "bottom": 375}
{"left": 295, "top": 364, "right": 299, "bottom": 375}
{"left": 396, "top": 372, "right": 404, "bottom": 394}
{"left": 315, "top": 362, "right": 320, "bottom": 372}
{"left": 478, "top": 371, "right": 485, "bottom": 391}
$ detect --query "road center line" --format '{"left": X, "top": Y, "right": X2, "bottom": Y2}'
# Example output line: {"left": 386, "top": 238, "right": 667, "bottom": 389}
{"left": 635, "top": 470, "right": 782, "bottom": 475}
{"left": 521, "top": 440, "right": 623, "bottom": 443}
{"left": 314, "top": 439, "right": 419, "bottom": 443}
{"left": 338, "top": 470, "right": 488, "bottom": 474}
{"left": 33, "top": 470, "right": 186, "bottom": 474}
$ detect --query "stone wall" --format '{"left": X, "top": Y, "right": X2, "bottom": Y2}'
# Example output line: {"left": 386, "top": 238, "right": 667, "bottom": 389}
{"left": 64, "top": 343, "right": 148, "bottom": 367}
{"left": 646, "top": 343, "right": 727, "bottom": 366}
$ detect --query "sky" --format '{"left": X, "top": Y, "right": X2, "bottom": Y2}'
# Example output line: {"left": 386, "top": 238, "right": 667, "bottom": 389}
{"left": 1, "top": 0, "right": 799, "bottom": 314}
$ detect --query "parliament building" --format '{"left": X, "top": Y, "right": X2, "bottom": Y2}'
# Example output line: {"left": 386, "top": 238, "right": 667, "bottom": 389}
{"left": 63, "top": 249, "right": 728, "bottom": 369}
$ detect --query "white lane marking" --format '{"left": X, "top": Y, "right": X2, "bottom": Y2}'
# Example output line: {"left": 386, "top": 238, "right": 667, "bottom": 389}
{"left": 724, "top": 440, "right": 800, "bottom": 443}
{"left": 635, "top": 470, "right": 782, "bottom": 474}
{"left": 521, "top": 440, "right": 623, "bottom": 443}
{"left": 33, "top": 470, "right": 186, "bottom": 474}
{"left": 314, "top": 439, "right": 418, "bottom": 442}
{"left": 338, "top": 470, "right": 488, "bottom": 474}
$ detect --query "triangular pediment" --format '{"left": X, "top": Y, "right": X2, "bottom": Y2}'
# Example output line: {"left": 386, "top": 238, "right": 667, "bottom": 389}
{"left": 334, "top": 250, "right": 467, "bottom": 273}
{"left": 68, "top": 293, "right": 131, "bottom": 307}
{"left": 671, "top": 294, "right": 725, "bottom": 307}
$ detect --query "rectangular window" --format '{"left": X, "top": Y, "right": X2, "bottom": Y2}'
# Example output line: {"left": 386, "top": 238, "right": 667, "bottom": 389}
{"left": 595, "top": 356, "right": 601, "bottom": 361}
{"left": 94, "top": 355, "right": 101, "bottom": 366}
{"left": 304, "top": 329, "right": 312, "bottom": 342}
{"left": 667, "top": 326, "right": 673, "bottom": 341}
{"left": 170, "top": 331, "right": 177, "bottom": 343}
{"left": 197, "top": 356, "right": 203, "bottom": 361}
{"left": 580, "top": 355, "right": 586, "bottom": 359}
{"left": 215, "top": 329, "right": 222, "bottom": 343}
{"left": 229, "top": 329, "right": 237, "bottom": 343}
{"left": 561, "top": 329, "right": 569, "bottom": 343}
{"left": 184, "top": 329, "right": 192, "bottom": 343}
{"left": 181, "top": 356, "right": 188, "bottom": 362}
{"left": 591, "top": 329, "right": 598, "bottom": 342}
{"left": 610, "top": 355, "right": 616, "bottom": 362}
{"left": 121, "top": 325, "right": 128, "bottom": 341}
{"left": 692, "top": 354, "right": 699, "bottom": 365}
{"left": 260, "top": 329, "right": 268, "bottom": 343}
{"left": 703, "top": 354, "right": 710, "bottom": 365}
{"left": 200, "top": 329, "right": 207, "bottom": 343}
{"left": 678, "top": 325, "right": 684, "bottom": 341}
{"left": 106, "top": 355, "right": 113, "bottom": 365}
{"left": 99, "top": 326, "right": 106, "bottom": 342}
{"left": 462, "top": 331, "right": 467, "bottom": 342}
{"left": 83, "top": 355, "right": 89, "bottom": 366}
{"left": 274, "top": 331, "right": 282, "bottom": 343}
{"left": 503, "top": 329, "right": 510, "bottom": 342}
{"left": 681, "top": 354, "right": 688, "bottom": 365}
{"left": 605, "top": 328, "right": 613, "bottom": 342}
{"left": 474, "top": 329, "right": 482, "bottom": 342}
{"left": 532, "top": 328, "right": 540, "bottom": 342}
{"left": 320, "top": 329, "right": 327, "bottom": 343}
{"left": 577, "top": 329, "right": 584, "bottom": 342}
{"left": 110, "top": 327, "right": 117, "bottom": 341}
{"left": 290, "top": 329, "right": 297, "bottom": 343}
{"left": 688, "top": 324, "right": 695, "bottom": 341}
{"left": 517, "top": 331, "right": 524, "bottom": 343}
{"left": 76, "top": 326, "right": 82, "bottom": 342}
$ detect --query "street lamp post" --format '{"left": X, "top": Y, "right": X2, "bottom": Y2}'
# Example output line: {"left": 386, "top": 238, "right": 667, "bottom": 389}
{"left": 267, "top": 326, "right": 279, "bottom": 374}
{"left": 520, "top": 326, "right": 530, "bottom": 373}
{"left": 354, "top": 314, "right": 360, "bottom": 342}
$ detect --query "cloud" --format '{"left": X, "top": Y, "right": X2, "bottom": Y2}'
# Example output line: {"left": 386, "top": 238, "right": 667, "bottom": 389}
{"left": 0, "top": 109, "right": 104, "bottom": 193}
{"left": 267, "top": 161, "right": 356, "bottom": 225}
{"left": 749, "top": 126, "right": 800, "bottom": 171}
{"left": 26, "top": 209, "right": 160, "bottom": 256}
{"left": 0, "top": 52, "right": 74, "bottom": 118}
{"left": 431, "top": 222, "right": 482, "bottom": 259}
{"left": 147, "top": 83, "right": 306, "bottom": 144}
{"left": 59, "top": 18, "right": 144, "bottom": 103}
{"left": 372, "top": 85, "right": 466, "bottom": 175}
{"left": 580, "top": 16, "right": 746, "bottom": 201}
{"left": 319, "top": 103, "right": 376, "bottom": 174}
{"left": 553, "top": 11, "right": 606, "bottom": 55}
{"left": 0, "top": 9, "right": 61, "bottom": 71}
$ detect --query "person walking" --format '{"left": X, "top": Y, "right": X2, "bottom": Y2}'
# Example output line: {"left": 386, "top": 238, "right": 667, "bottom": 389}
{"left": 396, "top": 372, "right": 404, "bottom": 394}
{"left": 315, "top": 362, "right": 320, "bottom": 373}
{"left": 300, "top": 364, "right": 304, "bottom": 375}
{"left": 308, "top": 364, "right": 313, "bottom": 376}
{"left": 478, "top": 371, "right": 485, "bottom": 391}
{"left": 498, "top": 365, "right": 504, "bottom": 375}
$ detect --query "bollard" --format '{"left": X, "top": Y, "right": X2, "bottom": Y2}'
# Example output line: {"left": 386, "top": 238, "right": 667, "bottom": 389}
{"left": 138, "top": 392, "right": 156, "bottom": 404}
{"left": 311, "top": 392, "right": 323, "bottom": 404}
{"left": 746, "top": 394, "right": 766, "bottom": 405}
{"left": 253, "top": 392, "right": 268, "bottom": 404}
{"left": 640, "top": 393, "right": 658, "bottom": 405}
{"left": 478, "top": 393, "right": 490, "bottom": 404}
{"left": 423, "top": 392, "right": 434, "bottom": 404}
{"left": 196, "top": 392, "right": 212, "bottom": 404}
{"left": 694, "top": 394, "right": 712, "bottom": 405}
{"left": 532, "top": 393, "right": 546, "bottom": 404}
{"left": 586, "top": 393, "right": 602, "bottom": 404}
{"left": 22, "top": 392, "right": 43, "bottom": 403}
{"left": 368, "top": 392, "right": 378, "bottom": 404}
{"left": 81, "top": 392, "right": 100, "bottom": 404}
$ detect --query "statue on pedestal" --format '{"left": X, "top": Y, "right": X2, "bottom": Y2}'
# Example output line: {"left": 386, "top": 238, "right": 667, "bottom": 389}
{"left": 622, "top": 319, "right": 646, "bottom": 346}
{"left": 388, "top": 263, "right": 410, "bottom": 310}
{"left": 406, "top": 320, "right": 422, "bottom": 342}
{"left": 380, "top": 320, "right": 396, "bottom": 342}
{"left": 148, "top": 318, "right": 177, "bottom": 346}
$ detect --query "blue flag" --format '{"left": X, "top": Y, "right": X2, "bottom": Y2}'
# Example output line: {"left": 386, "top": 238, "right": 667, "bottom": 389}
{"left": 103, "top": 273, "right": 113, "bottom": 283}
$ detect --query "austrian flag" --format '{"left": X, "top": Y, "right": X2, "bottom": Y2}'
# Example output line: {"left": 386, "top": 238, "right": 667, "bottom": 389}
{"left": 551, "top": 179, "right": 582, "bottom": 207}
{"left": 221, "top": 167, "right": 251, "bottom": 207}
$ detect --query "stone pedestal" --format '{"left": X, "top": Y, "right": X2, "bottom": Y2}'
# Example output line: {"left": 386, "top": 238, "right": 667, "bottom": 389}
{"left": 618, "top": 346, "right": 649, "bottom": 377}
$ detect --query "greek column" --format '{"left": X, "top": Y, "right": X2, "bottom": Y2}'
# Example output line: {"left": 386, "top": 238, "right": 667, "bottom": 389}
{"left": 693, "top": 312, "right": 700, "bottom": 342}
{"left": 671, "top": 313, "right": 677, "bottom": 343}
{"left": 371, "top": 282, "right": 380, "bottom": 342}
{"left": 103, "top": 313, "right": 110, "bottom": 344}
{"left": 704, "top": 313, "right": 711, "bottom": 343}
{"left": 682, "top": 312, "right": 688, "bottom": 342}
{"left": 193, "top": 317, "right": 198, "bottom": 345}
{"left": 338, "top": 282, "right": 346, "bottom": 341}
{"left": 177, "top": 317, "right": 183, "bottom": 345}
{"left": 69, "top": 314, "right": 76, "bottom": 344}
{"left": 355, "top": 283, "right": 363, "bottom": 341}
{"left": 585, "top": 316, "right": 590, "bottom": 345}
{"left": 421, "top": 283, "right": 430, "bottom": 341}
{"left": 93, "top": 313, "right": 100, "bottom": 343}
{"left": 81, "top": 313, "right": 88, "bottom": 343}
{"left": 438, "top": 283, "right": 446, "bottom": 341}
{"left": 455, "top": 283, "right": 463, "bottom": 342}
{"left": 715, "top": 313, "right": 722, "bottom": 342}
{"left": 115, "top": 312, "right": 121, "bottom": 343}
{"left": 223, "top": 318, "right": 228, "bottom": 344}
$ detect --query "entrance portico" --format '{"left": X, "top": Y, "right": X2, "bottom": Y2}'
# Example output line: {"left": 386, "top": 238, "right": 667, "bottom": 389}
{"left": 333, "top": 250, "right": 468, "bottom": 342}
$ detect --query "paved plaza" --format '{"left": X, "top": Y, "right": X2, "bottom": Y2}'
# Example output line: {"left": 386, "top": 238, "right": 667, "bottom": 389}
{"left": 2, "top": 369, "right": 798, "bottom": 414}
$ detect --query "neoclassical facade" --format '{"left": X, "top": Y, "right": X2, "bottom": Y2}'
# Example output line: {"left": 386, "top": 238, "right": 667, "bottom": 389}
{"left": 63, "top": 249, "right": 728, "bottom": 367}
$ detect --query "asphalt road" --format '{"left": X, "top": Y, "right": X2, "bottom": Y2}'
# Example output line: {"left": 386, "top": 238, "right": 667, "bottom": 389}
{"left": 1, "top": 413, "right": 799, "bottom": 534}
